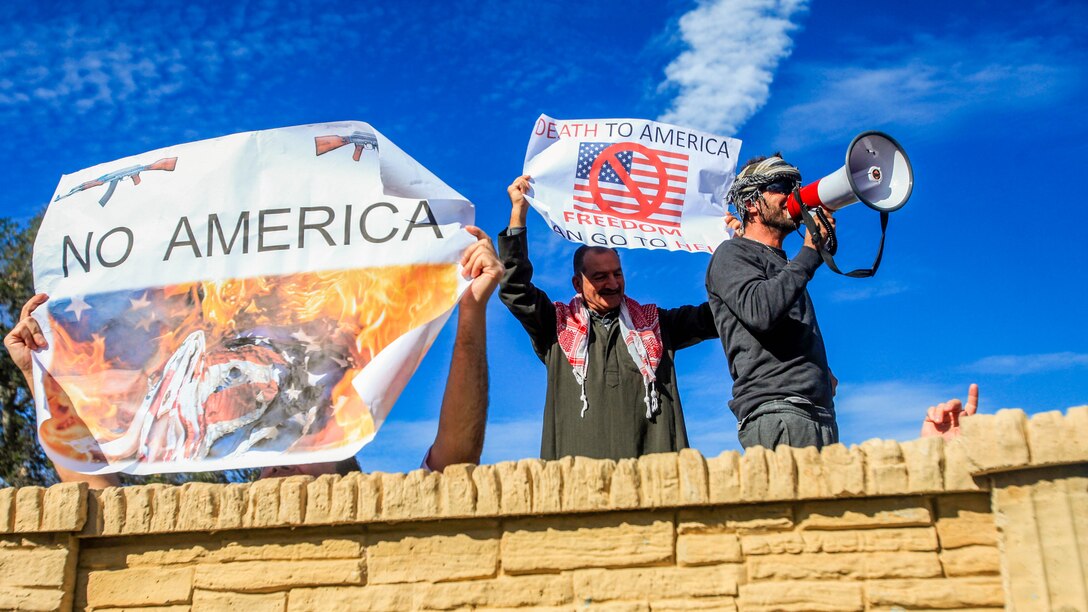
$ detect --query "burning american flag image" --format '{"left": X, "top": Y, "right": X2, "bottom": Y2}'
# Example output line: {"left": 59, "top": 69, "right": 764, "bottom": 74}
{"left": 38, "top": 265, "right": 457, "bottom": 470}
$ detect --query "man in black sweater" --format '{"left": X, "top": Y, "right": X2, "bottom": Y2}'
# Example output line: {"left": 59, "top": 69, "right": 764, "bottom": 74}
{"left": 705, "top": 154, "right": 838, "bottom": 450}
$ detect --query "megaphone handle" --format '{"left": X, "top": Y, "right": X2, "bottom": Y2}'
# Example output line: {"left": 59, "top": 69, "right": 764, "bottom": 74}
{"left": 812, "top": 207, "right": 837, "bottom": 255}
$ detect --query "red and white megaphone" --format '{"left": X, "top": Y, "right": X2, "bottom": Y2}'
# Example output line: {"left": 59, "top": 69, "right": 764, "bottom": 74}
{"left": 786, "top": 131, "right": 913, "bottom": 220}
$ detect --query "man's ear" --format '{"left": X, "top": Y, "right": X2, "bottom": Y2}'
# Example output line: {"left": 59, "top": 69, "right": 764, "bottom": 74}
{"left": 572, "top": 275, "right": 582, "bottom": 294}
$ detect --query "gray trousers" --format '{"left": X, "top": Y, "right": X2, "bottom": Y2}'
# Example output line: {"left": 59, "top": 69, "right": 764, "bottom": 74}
{"left": 737, "top": 397, "right": 838, "bottom": 450}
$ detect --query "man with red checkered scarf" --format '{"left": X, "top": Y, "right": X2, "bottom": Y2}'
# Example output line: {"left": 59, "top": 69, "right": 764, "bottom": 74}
{"left": 498, "top": 175, "right": 718, "bottom": 461}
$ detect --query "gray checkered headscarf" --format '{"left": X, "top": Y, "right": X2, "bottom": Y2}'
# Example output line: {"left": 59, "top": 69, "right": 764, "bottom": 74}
{"left": 727, "top": 156, "right": 802, "bottom": 224}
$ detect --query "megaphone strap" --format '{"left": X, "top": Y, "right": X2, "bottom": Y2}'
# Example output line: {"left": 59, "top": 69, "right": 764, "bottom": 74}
{"left": 794, "top": 190, "right": 889, "bottom": 279}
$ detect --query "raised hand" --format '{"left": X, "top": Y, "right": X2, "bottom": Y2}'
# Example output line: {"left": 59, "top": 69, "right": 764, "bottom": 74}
{"left": 921, "top": 383, "right": 979, "bottom": 440}
{"left": 4, "top": 293, "right": 50, "bottom": 384}
{"left": 459, "top": 226, "right": 502, "bottom": 309}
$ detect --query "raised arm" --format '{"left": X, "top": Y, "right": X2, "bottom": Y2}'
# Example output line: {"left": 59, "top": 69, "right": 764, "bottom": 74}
{"left": 3, "top": 294, "right": 120, "bottom": 488}
{"left": 707, "top": 243, "right": 822, "bottom": 333}
{"left": 427, "top": 226, "right": 502, "bottom": 471}
{"left": 498, "top": 175, "right": 558, "bottom": 358}
{"left": 660, "top": 302, "right": 718, "bottom": 350}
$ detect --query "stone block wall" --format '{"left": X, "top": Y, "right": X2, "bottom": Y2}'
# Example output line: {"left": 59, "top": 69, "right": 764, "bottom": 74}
{"left": 0, "top": 407, "right": 1085, "bottom": 611}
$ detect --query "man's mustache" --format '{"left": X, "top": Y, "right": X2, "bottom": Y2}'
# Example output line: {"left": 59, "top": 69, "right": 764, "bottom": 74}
{"left": 599, "top": 288, "right": 622, "bottom": 296}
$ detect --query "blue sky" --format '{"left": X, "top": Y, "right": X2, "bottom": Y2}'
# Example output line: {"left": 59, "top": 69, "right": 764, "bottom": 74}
{"left": 2, "top": 0, "right": 1085, "bottom": 473}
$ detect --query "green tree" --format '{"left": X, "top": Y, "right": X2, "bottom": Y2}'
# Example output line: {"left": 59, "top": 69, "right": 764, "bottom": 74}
{"left": 0, "top": 213, "right": 254, "bottom": 487}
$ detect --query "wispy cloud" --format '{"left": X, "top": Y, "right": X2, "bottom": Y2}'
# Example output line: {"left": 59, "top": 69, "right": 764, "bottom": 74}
{"left": 829, "top": 281, "right": 908, "bottom": 303}
{"left": 964, "top": 352, "right": 1088, "bottom": 376}
{"left": 658, "top": 0, "right": 809, "bottom": 135}
{"left": 772, "top": 32, "right": 1083, "bottom": 149}
{"left": 834, "top": 380, "right": 961, "bottom": 444}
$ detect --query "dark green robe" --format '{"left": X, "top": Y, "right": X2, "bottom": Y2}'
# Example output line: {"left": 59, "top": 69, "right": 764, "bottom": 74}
{"left": 498, "top": 229, "right": 718, "bottom": 461}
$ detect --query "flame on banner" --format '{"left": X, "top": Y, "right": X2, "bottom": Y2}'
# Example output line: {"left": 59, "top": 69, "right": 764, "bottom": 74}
{"left": 40, "top": 264, "right": 457, "bottom": 466}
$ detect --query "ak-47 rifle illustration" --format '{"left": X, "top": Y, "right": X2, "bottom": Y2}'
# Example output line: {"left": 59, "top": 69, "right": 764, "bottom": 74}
{"left": 54, "top": 158, "right": 178, "bottom": 206}
{"left": 314, "top": 131, "right": 379, "bottom": 161}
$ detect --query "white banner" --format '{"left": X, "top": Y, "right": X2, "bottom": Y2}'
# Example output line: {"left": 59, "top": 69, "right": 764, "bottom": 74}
{"left": 522, "top": 114, "right": 742, "bottom": 253}
{"left": 32, "top": 121, "right": 474, "bottom": 475}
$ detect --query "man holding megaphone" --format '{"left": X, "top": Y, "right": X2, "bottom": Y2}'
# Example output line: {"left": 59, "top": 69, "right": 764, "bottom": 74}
{"left": 705, "top": 154, "right": 840, "bottom": 450}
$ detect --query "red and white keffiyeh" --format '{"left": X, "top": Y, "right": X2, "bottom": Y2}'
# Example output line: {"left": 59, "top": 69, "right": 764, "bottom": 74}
{"left": 554, "top": 296, "right": 663, "bottom": 419}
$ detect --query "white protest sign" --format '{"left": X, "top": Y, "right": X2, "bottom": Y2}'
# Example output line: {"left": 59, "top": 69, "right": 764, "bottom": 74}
{"left": 31, "top": 121, "right": 474, "bottom": 475}
{"left": 523, "top": 114, "right": 742, "bottom": 253}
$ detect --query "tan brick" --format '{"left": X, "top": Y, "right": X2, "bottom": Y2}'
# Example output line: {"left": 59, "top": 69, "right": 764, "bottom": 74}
{"left": 940, "top": 544, "right": 1001, "bottom": 576}
{"left": 368, "top": 521, "right": 498, "bottom": 583}
{"left": 194, "top": 559, "right": 364, "bottom": 592}
{"left": 820, "top": 443, "right": 865, "bottom": 496}
{"left": 357, "top": 472, "right": 381, "bottom": 520}
{"left": 960, "top": 409, "right": 1031, "bottom": 474}
{"left": 791, "top": 445, "right": 826, "bottom": 498}
{"left": 0, "top": 546, "right": 71, "bottom": 587}
{"left": 123, "top": 485, "right": 154, "bottom": 533}
{"left": 39, "top": 482, "right": 86, "bottom": 532}
{"left": 0, "top": 586, "right": 66, "bottom": 612}
{"left": 14, "top": 486, "right": 43, "bottom": 532}
{"left": 176, "top": 482, "right": 219, "bottom": 531}
{"left": 707, "top": 450, "right": 741, "bottom": 503}
{"left": 652, "top": 598, "right": 738, "bottom": 611}
{"left": 82, "top": 488, "right": 105, "bottom": 536}
{"left": 741, "top": 531, "right": 805, "bottom": 555}
{"left": 678, "top": 448, "right": 709, "bottom": 504}
{"left": 473, "top": 463, "right": 502, "bottom": 515}
{"left": 678, "top": 531, "right": 743, "bottom": 565}
{"left": 610, "top": 458, "right": 642, "bottom": 508}
{"left": 639, "top": 452, "right": 680, "bottom": 507}
{"left": 935, "top": 493, "right": 996, "bottom": 548}
{"left": 439, "top": 463, "right": 478, "bottom": 517}
{"left": 192, "top": 589, "right": 286, "bottom": 611}
{"left": 496, "top": 461, "right": 532, "bottom": 515}
{"left": 1027, "top": 409, "right": 1088, "bottom": 465}
{"left": 79, "top": 538, "right": 206, "bottom": 569}
{"left": 419, "top": 574, "right": 572, "bottom": 609}
{"left": 305, "top": 474, "right": 334, "bottom": 524}
{"left": 740, "top": 446, "right": 769, "bottom": 500}
{"left": 503, "top": 512, "right": 673, "bottom": 573}
{"left": 574, "top": 564, "right": 743, "bottom": 601}
{"left": 861, "top": 439, "right": 909, "bottom": 495}
{"left": 769, "top": 445, "right": 799, "bottom": 500}
{"left": 204, "top": 533, "right": 366, "bottom": 563}
{"left": 149, "top": 484, "right": 180, "bottom": 532}
{"left": 747, "top": 527, "right": 943, "bottom": 556}
{"left": 749, "top": 551, "right": 941, "bottom": 580}
{"left": 802, "top": 527, "right": 938, "bottom": 553}
{"left": 739, "top": 581, "right": 863, "bottom": 611}
{"left": 530, "top": 457, "right": 570, "bottom": 514}
{"left": 85, "top": 566, "right": 193, "bottom": 607}
{"left": 799, "top": 497, "right": 932, "bottom": 529}
{"left": 992, "top": 470, "right": 1088, "bottom": 610}
{"left": 245, "top": 478, "right": 283, "bottom": 528}
{"left": 865, "top": 577, "right": 1005, "bottom": 608}
{"left": 943, "top": 437, "right": 983, "bottom": 491}
{"left": 331, "top": 472, "right": 359, "bottom": 522}
{"left": 0, "top": 488, "right": 14, "bottom": 533}
{"left": 679, "top": 504, "right": 794, "bottom": 534}
{"left": 99, "top": 486, "right": 125, "bottom": 535}
{"left": 901, "top": 436, "right": 945, "bottom": 493}
{"left": 278, "top": 475, "right": 311, "bottom": 525}
{"left": 288, "top": 585, "right": 416, "bottom": 611}
{"left": 218, "top": 483, "right": 247, "bottom": 530}
{"left": 566, "top": 456, "right": 614, "bottom": 511}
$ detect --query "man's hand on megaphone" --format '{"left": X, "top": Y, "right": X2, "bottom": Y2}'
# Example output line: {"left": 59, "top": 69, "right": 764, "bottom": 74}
{"left": 803, "top": 207, "right": 836, "bottom": 250}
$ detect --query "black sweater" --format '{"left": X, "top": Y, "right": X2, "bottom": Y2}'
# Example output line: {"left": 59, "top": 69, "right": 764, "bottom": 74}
{"left": 705, "top": 237, "right": 834, "bottom": 422}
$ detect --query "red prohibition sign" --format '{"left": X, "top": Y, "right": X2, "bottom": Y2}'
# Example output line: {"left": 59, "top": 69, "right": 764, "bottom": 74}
{"left": 588, "top": 142, "right": 669, "bottom": 221}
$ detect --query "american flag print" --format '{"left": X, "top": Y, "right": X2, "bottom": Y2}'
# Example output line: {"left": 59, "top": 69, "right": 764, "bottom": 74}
{"left": 573, "top": 142, "right": 689, "bottom": 228}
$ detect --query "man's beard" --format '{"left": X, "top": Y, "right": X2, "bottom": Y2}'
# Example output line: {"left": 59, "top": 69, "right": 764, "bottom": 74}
{"left": 759, "top": 200, "right": 798, "bottom": 232}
